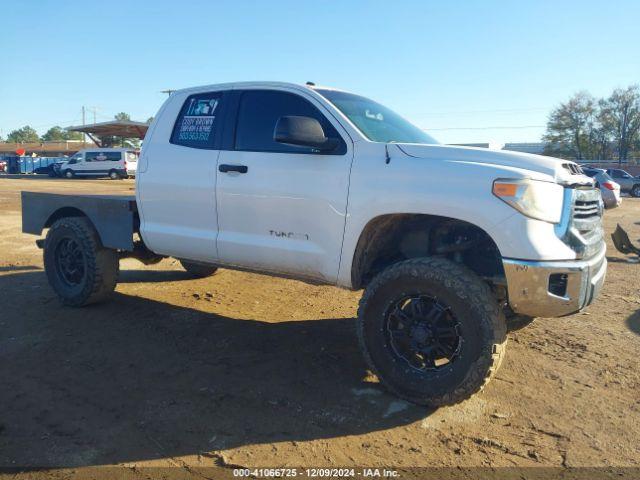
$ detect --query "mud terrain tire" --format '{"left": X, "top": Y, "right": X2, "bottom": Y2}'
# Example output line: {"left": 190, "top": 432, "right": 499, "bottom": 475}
{"left": 357, "top": 257, "right": 507, "bottom": 407}
{"left": 44, "top": 217, "right": 119, "bottom": 306}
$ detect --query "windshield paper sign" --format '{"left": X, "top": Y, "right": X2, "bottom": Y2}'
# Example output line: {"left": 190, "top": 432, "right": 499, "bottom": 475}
{"left": 178, "top": 98, "right": 219, "bottom": 142}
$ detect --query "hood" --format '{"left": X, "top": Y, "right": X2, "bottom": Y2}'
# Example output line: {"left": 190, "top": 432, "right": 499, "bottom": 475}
{"left": 396, "top": 143, "right": 593, "bottom": 186}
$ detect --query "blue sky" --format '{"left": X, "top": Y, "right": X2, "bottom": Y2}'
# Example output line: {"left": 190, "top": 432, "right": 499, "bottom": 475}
{"left": 1, "top": 0, "right": 638, "bottom": 145}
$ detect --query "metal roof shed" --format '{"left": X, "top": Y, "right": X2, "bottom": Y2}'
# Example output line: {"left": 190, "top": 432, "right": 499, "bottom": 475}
{"left": 66, "top": 121, "right": 149, "bottom": 147}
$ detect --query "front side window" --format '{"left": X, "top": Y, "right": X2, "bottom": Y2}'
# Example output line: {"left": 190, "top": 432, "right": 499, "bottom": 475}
{"left": 316, "top": 89, "right": 438, "bottom": 145}
{"left": 234, "top": 90, "right": 345, "bottom": 154}
{"left": 171, "top": 92, "right": 223, "bottom": 149}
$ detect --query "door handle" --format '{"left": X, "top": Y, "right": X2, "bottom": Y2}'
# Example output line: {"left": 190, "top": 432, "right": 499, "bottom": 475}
{"left": 219, "top": 164, "right": 248, "bottom": 174}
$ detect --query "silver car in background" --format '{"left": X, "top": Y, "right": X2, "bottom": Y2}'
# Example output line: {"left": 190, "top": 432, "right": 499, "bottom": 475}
{"left": 605, "top": 168, "right": 640, "bottom": 197}
{"left": 582, "top": 167, "right": 621, "bottom": 209}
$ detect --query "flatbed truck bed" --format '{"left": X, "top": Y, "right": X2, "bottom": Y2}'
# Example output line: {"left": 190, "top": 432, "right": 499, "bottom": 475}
{"left": 21, "top": 191, "right": 138, "bottom": 251}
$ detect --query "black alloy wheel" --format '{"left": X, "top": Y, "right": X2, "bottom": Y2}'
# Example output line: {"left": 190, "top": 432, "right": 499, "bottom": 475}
{"left": 385, "top": 294, "right": 461, "bottom": 371}
{"left": 54, "top": 237, "right": 86, "bottom": 287}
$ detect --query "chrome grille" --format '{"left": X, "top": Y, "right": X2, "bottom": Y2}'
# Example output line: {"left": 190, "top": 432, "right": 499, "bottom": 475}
{"left": 557, "top": 187, "right": 604, "bottom": 259}
{"left": 573, "top": 200, "right": 600, "bottom": 219}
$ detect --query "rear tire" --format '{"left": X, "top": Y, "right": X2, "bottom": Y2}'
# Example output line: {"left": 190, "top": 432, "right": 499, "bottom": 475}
{"left": 44, "top": 217, "right": 119, "bottom": 306}
{"left": 108, "top": 170, "right": 120, "bottom": 180}
{"left": 180, "top": 260, "right": 218, "bottom": 278}
{"left": 357, "top": 257, "right": 507, "bottom": 407}
{"left": 632, "top": 185, "right": 640, "bottom": 198}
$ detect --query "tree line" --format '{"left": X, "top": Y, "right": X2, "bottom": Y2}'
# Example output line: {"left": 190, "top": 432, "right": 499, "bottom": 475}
{"left": 0, "top": 112, "right": 153, "bottom": 145}
{"left": 543, "top": 85, "right": 640, "bottom": 162}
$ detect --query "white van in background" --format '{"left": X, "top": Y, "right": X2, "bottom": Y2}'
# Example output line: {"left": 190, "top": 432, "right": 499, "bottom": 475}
{"left": 57, "top": 148, "right": 138, "bottom": 179}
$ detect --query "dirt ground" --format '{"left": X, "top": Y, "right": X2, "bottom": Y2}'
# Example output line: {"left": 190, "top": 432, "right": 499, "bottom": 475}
{"left": 0, "top": 176, "right": 639, "bottom": 477}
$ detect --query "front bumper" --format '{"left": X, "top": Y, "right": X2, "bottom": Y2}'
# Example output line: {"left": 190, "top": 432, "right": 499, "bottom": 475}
{"left": 503, "top": 244, "right": 606, "bottom": 317}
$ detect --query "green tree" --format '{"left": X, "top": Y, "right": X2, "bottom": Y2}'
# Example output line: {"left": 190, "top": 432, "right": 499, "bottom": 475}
{"left": 66, "top": 130, "right": 84, "bottom": 141}
{"left": 42, "top": 126, "right": 84, "bottom": 142}
{"left": 543, "top": 92, "right": 599, "bottom": 160}
{"left": 114, "top": 112, "right": 131, "bottom": 122}
{"left": 6, "top": 125, "right": 39, "bottom": 143}
{"left": 42, "top": 126, "right": 66, "bottom": 141}
{"left": 600, "top": 85, "right": 640, "bottom": 163}
{"left": 146, "top": 116, "right": 154, "bottom": 124}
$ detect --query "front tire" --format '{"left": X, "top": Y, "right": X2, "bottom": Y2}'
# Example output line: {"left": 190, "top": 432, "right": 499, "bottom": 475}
{"left": 44, "top": 217, "right": 119, "bottom": 306}
{"left": 631, "top": 185, "right": 640, "bottom": 198}
{"left": 108, "top": 170, "right": 120, "bottom": 180}
{"left": 64, "top": 169, "right": 75, "bottom": 179}
{"left": 180, "top": 260, "right": 218, "bottom": 278}
{"left": 357, "top": 257, "right": 507, "bottom": 407}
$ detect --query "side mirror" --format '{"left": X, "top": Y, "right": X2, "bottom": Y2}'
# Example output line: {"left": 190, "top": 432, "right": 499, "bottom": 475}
{"left": 274, "top": 116, "right": 338, "bottom": 152}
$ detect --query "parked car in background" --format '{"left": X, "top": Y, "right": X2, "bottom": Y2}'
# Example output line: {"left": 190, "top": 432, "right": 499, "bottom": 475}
{"left": 605, "top": 168, "right": 640, "bottom": 197}
{"left": 582, "top": 167, "right": 621, "bottom": 208}
{"left": 56, "top": 148, "right": 138, "bottom": 179}
{"left": 33, "top": 162, "right": 66, "bottom": 176}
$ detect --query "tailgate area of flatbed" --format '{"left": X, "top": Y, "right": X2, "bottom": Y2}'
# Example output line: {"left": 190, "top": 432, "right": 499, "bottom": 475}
{"left": 21, "top": 191, "right": 137, "bottom": 251}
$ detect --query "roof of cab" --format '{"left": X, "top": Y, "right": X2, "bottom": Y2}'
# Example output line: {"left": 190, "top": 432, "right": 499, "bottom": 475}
{"left": 172, "top": 81, "right": 350, "bottom": 96}
{"left": 173, "top": 81, "right": 304, "bottom": 95}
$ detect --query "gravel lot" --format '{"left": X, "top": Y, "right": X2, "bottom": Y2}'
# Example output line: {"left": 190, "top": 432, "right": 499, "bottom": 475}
{"left": 0, "top": 176, "right": 639, "bottom": 477}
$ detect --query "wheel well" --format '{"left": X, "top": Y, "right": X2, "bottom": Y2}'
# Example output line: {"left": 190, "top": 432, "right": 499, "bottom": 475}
{"left": 44, "top": 207, "right": 88, "bottom": 228}
{"left": 351, "top": 214, "right": 505, "bottom": 289}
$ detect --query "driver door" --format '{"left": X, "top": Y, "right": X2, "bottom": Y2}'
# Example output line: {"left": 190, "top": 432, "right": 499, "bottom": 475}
{"left": 215, "top": 89, "right": 353, "bottom": 283}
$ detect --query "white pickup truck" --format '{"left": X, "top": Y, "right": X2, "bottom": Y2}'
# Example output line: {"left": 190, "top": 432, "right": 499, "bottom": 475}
{"left": 21, "top": 81, "right": 606, "bottom": 407}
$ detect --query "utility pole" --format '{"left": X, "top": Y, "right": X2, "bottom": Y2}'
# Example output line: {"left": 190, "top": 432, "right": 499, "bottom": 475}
{"left": 82, "top": 106, "right": 86, "bottom": 145}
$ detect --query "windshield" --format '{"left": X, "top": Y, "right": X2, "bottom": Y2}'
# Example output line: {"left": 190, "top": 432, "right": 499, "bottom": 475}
{"left": 316, "top": 89, "right": 438, "bottom": 144}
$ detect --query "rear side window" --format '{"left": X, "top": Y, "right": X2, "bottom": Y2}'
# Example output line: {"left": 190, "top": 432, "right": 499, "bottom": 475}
{"left": 85, "top": 152, "right": 122, "bottom": 162}
{"left": 171, "top": 92, "right": 223, "bottom": 149}
{"left": 234, "top": 90, "right": 345, "bottom": 154}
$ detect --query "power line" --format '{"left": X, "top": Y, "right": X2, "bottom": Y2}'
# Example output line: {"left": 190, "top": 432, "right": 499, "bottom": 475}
{"left": 416, "top": 107, "right": 549, "bottom": 117}
{"left": 426, "top": 125, "right": 545, "bottom": 131}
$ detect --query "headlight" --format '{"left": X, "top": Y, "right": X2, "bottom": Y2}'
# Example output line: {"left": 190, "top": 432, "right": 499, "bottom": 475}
{"left": 492, "top": 178, "right": 564, "bottom": 224}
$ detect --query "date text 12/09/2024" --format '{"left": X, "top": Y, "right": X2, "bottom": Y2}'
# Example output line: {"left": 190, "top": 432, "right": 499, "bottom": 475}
{"left": 233, "top": 468, "right": 400, "bottom": 478}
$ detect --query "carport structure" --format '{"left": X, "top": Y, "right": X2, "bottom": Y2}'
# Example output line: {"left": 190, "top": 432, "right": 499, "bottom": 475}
{"left": 67, "top": 121, "right": 149, "bottom": 147}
